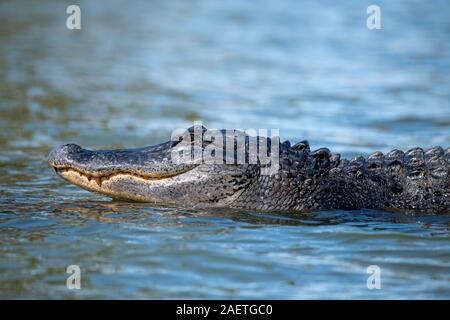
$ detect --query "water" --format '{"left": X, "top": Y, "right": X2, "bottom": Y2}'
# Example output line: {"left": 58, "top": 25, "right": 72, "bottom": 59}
{"left": 0, "top": 0, "right": 449, "bottom": 299}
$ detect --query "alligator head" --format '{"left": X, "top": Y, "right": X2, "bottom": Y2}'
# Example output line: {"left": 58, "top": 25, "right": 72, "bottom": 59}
{"left": 47, "top": 126, "right": 271, "bottom": 208}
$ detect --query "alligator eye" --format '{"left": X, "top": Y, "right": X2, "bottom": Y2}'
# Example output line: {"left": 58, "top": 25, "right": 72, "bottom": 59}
{"left": 171, "top": 139, "right": 182, "bottom": 147}
{"left": 170, "top": 134, "right": 184, "bottom": 147}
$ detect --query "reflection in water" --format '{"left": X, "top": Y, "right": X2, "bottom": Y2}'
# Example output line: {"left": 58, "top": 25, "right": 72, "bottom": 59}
{"left": 0, "top": 0, "right": 449, "bottom": 298}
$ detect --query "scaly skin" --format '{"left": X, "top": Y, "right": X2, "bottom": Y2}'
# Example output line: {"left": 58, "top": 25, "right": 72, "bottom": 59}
{"left": 48, "top": 126, "right": 450, "bottom": 213}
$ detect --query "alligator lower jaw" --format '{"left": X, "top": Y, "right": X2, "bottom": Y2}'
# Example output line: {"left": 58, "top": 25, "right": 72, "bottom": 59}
{"left": 51, "top": 166, "right": 168, "bottom": 188}
{"left": 51, "top": 166, "right": 175, "bottom": 202}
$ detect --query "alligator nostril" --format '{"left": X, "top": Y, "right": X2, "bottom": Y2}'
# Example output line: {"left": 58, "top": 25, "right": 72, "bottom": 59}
{"left": 47, "top": 143, "right": 83, "bottom": 166}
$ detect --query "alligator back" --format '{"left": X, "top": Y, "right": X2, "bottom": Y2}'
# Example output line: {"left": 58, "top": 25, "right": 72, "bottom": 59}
{"left": 372, "top": 147, "right": 450, "bottom": 212}
{"left": 322, "top": 146, "right": 450, "bottom": 213}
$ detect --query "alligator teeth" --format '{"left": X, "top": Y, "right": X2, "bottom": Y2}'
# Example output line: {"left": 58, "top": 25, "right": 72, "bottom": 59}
{"left": 54, "top": 166, "right": 169, "bottom": 186}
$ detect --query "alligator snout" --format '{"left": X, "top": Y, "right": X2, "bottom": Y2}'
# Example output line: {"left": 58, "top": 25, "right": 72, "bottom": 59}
{"left": 48, "top": 143, "right": 84, "bottom": 168}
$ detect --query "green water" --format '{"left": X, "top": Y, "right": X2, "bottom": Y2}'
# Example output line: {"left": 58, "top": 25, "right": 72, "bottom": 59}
{"left": 0, "top": 0, "right": 449, "bottom": 299}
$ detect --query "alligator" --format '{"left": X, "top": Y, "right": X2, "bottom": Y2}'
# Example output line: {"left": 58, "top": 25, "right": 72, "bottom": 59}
{"left": 48, "top": 126, "right": 450, "bottom": 213}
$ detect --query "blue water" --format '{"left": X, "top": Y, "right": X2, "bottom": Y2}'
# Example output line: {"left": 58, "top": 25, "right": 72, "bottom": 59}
{"left": 0, "top": 0, "right": 449, "bottom": 299}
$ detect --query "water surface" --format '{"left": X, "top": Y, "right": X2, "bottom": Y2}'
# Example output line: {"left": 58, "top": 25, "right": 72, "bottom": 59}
{"left": 0, "top": 0, "right": 449, "bottom": 299}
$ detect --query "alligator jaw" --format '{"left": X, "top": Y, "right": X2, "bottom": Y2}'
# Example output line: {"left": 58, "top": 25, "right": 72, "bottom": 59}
{"left": 51, "top": 165, "right": 191, "bottom": 187}
{"left": 51, "top": 166, "right": 176, "bottom": 201}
